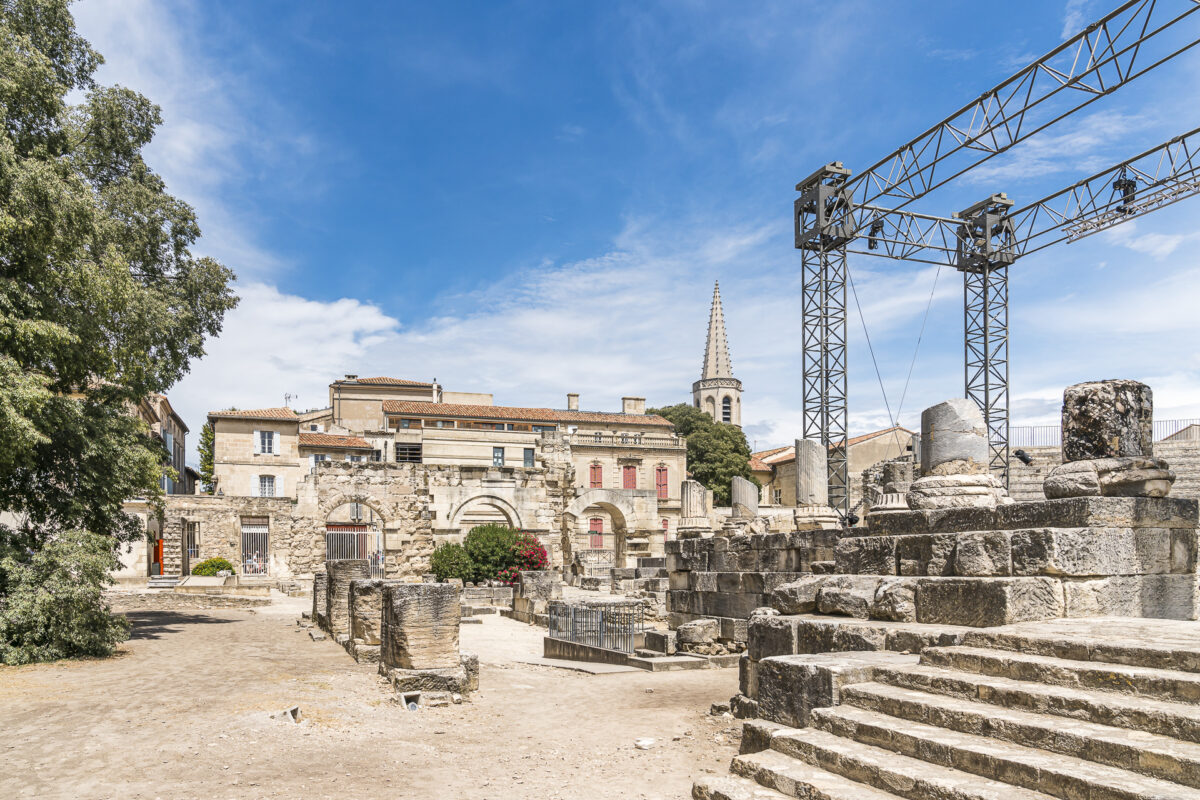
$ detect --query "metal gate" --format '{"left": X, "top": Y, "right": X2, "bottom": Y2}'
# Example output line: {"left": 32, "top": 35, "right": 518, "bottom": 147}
{"left": 547, "top": 601, "right": 645, "bottom": 653}
{"left": 240, "top": 517, "right": 270, "bottom": 576}
{"left": 325, "top": 524, "right": 385, "bottom": 578}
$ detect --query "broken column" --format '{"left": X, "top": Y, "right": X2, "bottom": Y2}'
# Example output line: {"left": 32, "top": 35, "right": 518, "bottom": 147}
{"left": 907, "top": 399, "right": 1009, "bottom": 509}
{"left": 869, "top": 460, "right": 913, "bottom": 514}
{"left": 312, "top": 570, "right": 328, "bottom": 631}
{"left": 793, "top": 439, "right": 840, "bottom": 530}
{"left": 379, "top": 582, "right": 476, "bottom": 705}
{"left": 731, "top": 476, "right": 759, "bottom": 519}
{"left": 346, "top": 578, "right": 389, "bottom": 663}
{"left": 678, "top": 479, "right": 712, "bottom": 538}
{"left": 325, "top": 559, "right": 369, "bottom": 641}
{"left": 1044, "top": 379, "right": 1175, "bottom": 498}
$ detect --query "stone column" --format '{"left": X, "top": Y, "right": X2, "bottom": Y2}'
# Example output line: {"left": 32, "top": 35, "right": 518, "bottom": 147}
{"left": 678, "top": 479, "right": 712, "bottom": 538}
{"left": 907, "top": 399, "right": 1009, "bottom": 510}
{"left": 731, "top": 476, "right": 759, "bottom": 519}
{"left": 794, "top": 439, "right": 828, "bottom": 506}
{"left": 349, "top": 579, "right": 387, "bottom": 645}
{"left": 1044, "top": 379, "right": 1174, "bottom": 498}
{"left": 380, "top": 583, "right": 461, "bottom": 671}
{"left": 325, "top": 559, "right": 369, "bottom": 639}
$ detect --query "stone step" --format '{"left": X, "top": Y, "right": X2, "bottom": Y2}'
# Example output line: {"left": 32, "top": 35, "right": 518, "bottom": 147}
{"left": 765, "top": 725, "right": 1056, "bottom": 800}
{"left": 841, "top": 681, "right": 1200, "bottom": 789}
{"left": 961, "top": 626, "right": 1200, "bottom": 674}
{"left": 728, "top": 749, "right": 904, "bottom": 799}
{"left": 812, "top": 702, "right": 1200, "bottom": 800}
{"left": 692, "top": 773, "right": 794, "bottom": 800}
{"left": 872, "top": 662, "right": 1200, "bottom": 744}
{"left": 920, "top": 645, "right": 1200, "bottom": 704}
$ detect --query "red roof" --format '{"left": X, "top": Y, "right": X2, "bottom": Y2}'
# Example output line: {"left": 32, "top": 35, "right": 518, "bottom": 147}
{"left": 208, "top": 407, "right": 299, "bottom": 421}
{"left": 298, "top": 432, "right": 372, "bottom": 450}
{"left": 342, "top": 376, "right": 433, "bottom": 387}
{"left": 381, "top": 400, "right": 674, "bottom": 427}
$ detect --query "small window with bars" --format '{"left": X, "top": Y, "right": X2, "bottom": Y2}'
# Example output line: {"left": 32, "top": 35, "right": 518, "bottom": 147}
{"left": 395, "top": 444, "right": 422, "bottom": 463}
{"left": 258, "top": 475, "right": 276, "bottom": 497}
{"left": 184, "top": 520, "right": 200, "bottom": 560}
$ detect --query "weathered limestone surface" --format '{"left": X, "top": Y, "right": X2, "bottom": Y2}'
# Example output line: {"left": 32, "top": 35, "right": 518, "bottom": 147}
{"left": 914, "top": 576, "right": 1063, "bottom": 626}
{"left": 907, "top": 473, "right": 1011, "bottom": 510}
{"left": 517, "top": 570, "right": 560, "bottom": 602}
{"left": 919, "top": 398, "right": 989, "bottom": 477}
{"left": 754, "top": 651, "right": 914, "bottom": 728}
{"left": 380, "top": 583, "right": 460, "bottom": 671}
{"left": 794, "top": 439, "right": 828, "bottom": 506}
{"left": 1044, "top": 456, "right": 1175, "bottom": 499}
{"left": 312, "top": 571, "right": 328, "bottom": 629}
{"left": 325, "top": 559, "right": 369, "bottom": 637}
{"left": 348, "top": 578, "right": 390, "bottom": 645}
{"left": 731, "top": 476, "right": 759, "bottom": 519}
{"left": 1061, "top": 379, "right": 1154, "bottom": 461}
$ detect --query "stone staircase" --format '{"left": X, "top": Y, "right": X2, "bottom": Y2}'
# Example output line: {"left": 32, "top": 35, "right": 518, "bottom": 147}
{"left": 696, "top": 625, "right": 1200, "bottom": 800}
{"left": 146, "top": 574, "right": 180, "bottom": 590}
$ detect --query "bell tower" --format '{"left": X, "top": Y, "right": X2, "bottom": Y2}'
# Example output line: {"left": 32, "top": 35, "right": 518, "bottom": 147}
{"left": 692, "top": 281, "right": 742, "bottom": 426}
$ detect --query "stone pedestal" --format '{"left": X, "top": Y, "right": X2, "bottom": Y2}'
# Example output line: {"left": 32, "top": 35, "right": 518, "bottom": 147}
{"left": 793, "top": 505, "right": 841, "bottom": 530}
{"left": 312, "top": 571, "right": 328, "bottom": 631}
{"left": 1045, "top": 379, "right": 1175, "bottom": 498}
{"left": 325, "top": 559, "right": 369, "bottom": 639}
{"left": 380, "top": 583, "right": 460, "bottom": 671}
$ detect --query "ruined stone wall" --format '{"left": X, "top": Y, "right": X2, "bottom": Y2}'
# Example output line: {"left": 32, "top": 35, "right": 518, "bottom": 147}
{"left": 1009, "top": 441, "right": 1200, "bottom": 502}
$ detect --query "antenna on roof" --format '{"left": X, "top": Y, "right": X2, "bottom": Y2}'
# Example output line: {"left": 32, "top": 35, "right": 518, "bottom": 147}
{"left": 284, "top": 392, "right": 297, "bottom": 408}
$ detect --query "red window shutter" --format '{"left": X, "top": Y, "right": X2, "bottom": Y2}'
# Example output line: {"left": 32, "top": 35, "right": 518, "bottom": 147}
{"left": 589, "top": 464, "right": 602, "bottom": 488}
{"left": 623, "top": 465, "right": 637, "bottom": 489}
{"left": 655, "top": 466, "right": 668, "bottom": 499}
{"left": 589, "top": 518, "right": 603, "bottom": 548}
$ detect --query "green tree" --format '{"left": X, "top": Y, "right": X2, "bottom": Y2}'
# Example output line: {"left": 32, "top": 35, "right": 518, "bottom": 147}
{"left": 197, "top": 422, "right": 215, "bottom": 493}
{"left": 650, "top": 404, "right": 757, "bottom": 506}
{"left": 0, "top": 0, "right": 236, "bottom": 658}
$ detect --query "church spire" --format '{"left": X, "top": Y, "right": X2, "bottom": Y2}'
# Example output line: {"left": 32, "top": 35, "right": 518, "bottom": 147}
{"left": 701, "top": 280, "right": 734, "bottom": 380}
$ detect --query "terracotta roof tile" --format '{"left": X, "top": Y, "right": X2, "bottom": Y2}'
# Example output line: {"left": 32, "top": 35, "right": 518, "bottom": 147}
{"left": 344, "top": 376, "right": 433, "bottom": 386}
{"left": 298, "top": 432, "right": 372, "bottom": 449}
{"left": 208, "top": 407, "right": 299, "bottom": 421}
{"left": 767, "top": 425, "right": 915, "bottom": 465}
{"left": 381, "top": 400, "right": 674, "bottom": 427}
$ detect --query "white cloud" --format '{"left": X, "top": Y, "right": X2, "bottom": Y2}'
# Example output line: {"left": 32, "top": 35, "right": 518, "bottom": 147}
{"left": 1061, "top": 0, "right": 1093, "bottom": 39}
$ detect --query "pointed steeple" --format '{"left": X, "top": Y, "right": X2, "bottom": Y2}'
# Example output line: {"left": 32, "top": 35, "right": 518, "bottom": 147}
{"left": 701, "top": 281, "right": 734, "bottom": 380}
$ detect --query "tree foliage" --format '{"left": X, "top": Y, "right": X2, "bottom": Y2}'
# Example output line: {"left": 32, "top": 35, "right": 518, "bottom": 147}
{"left": 462, "top": 524, "right": 520, "bottom": 583}
{"left": 191, "top": 557, "right": 234, "bottom": 577}
{"left": 0, "top": 0, "right": 236, "bottom": 549}
{"left": 0, "top": 529, "right": 130, "bottom": 664}
{"left": 428, "top": 543, "right": 472, "bottom": 583}
{"left": 197, "top": 422, "right": 215, "bottom": 493}
{"left": 0, "top": 0, "right": 236, "bottom": 662}
{"left": 650, "top": 404, "right": 757, "bottom": 506}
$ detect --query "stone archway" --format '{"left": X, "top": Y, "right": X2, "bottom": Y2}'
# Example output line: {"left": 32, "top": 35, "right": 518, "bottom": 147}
{"left": 448, "top": 493, "right": 524, "bottom": 533}
{"left": 323, "top": 498, "right": 386, "bottom": 576}
{"left": 562, "top": 489, "right": 639, "bottom": 569}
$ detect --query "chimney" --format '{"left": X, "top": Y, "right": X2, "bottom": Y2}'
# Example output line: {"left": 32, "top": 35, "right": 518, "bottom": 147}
{"left": 622, "top": 396, "right": 646, "bottom": 415}
{"left": 567, "top": 393, "right": 579, "bottom": 411}
{"left": 344, "top": 374, "right": 357, "bottom": 381}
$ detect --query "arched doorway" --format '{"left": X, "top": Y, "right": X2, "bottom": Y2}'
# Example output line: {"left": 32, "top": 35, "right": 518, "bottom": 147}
{"left": 449, "top": 494, "right": 522, "bottom": 534}
{"left": 562, "top": 489, "right": 639, "bottom": 570}
{"left": 325, "top": 501, "right": 385, "bottom": 577}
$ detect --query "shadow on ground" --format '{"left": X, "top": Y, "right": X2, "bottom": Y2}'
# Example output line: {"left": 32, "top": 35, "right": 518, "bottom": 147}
{"left": 122, "top": 611, "right": 240, "bottom": 640}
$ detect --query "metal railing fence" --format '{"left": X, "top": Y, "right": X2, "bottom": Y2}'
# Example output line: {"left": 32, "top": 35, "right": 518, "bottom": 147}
{"left": 574, "top": 548, "right": 615, "bottom": 577}
{"left": 324, "top": 529, "right": 385, "bottom": 578}
{"left": 1009, "top": 418, "right": 1200, "bottom": 448}
{"left": 547, "top": 601, "right": 645, "bottom": 654}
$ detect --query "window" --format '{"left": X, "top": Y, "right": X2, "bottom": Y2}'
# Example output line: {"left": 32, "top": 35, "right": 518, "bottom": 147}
{"left": 523, "top": 448, "right": 535, "bottom": 468}
{"left": 259, "top": 430, "right": 275, "bottom": 454}
{"left": 589, "top": 463, "right": 603, "bottom": 488}
{"left": 492, "top": 447, "right": 505, "bottom": 467}
{"left": 661, "top": 519, "right": 669, "bottom": 535}
{"left": 184, "top": 520, "right": 200, "bottom": 560}
{"left": 395, "top": 444, "right": 422, "bottom": 463}
{"left": 721, "top": 396, "right": 732, "bottom": 423}
{"left": 240, "top": 517, "right": 269, "bottom": 576}
{"left": 622, "top": 465, "right": 637, "bottom": 489}
{"left": 589, "top": 518, "right": 603, "bottom": 548}
{"left": 593, "top": 432, "right": 602, "bottom": 443}
{"left": 348, "top": 454, "right": 363, "bottom": 463}
{"left": 257, "top": 474, "right": 276, "bottom": 497}
{"left": 310, "top": 453, "right": 328, "bottom": 470}
{"left": 655, "top": 466, "right": 668, "bottom": 499}
{"left": 532, "top": 425, "right": 557, "bottom": 433}
{"left": 774, "top": 489, "right": 782, "bottom": 505}
{"left": 309, "top": 424, "right": 320, "bottom": 431}
{"left": 371, "top": 449, "right": 383, "bottom": 462}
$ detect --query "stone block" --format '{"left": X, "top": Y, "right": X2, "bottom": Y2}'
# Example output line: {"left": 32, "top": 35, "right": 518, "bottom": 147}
{"left": 996, "top": 497, "right": 1198, "bottom": 530}
{"left": 643, "top": 630, "right": 676, "bottom": 655}
{"left": 925, "top": 506, "right": 999, "bottom": 533}
{"left": 755, "top": 653, "right": 894, "bottom": 728}
{"left": 517, "top": 570, "right": 560, "bottom": 601}
{"left": 1172, "top": 529, "right": 1197, "bottom": 573}
{"left": 380, "top": 583, "right": 460, "bottom": 671}
{"left": 677, "top": 618, "right": 719, "bottom": 644}
{"left": 954, "top": 530, "right": 1012, "bottom": 576}
{"left": 325, "top": 559, "right": 370, "bottom": 637}
{"left": 871, "top": 578, "right": 917, "bottom": 622}
{"left": 716, "top": 572, "right": 743, "bottom": 593}
{"left": 866, "top": 511, "right": 929, "bottom": 536}
{"left": 312, "top": 571, "right": 328, "bottom": 629}
{"left": 1011, "top": 526, "right": 1174, "bottom": 577}
{"left": 835, "top": 536, "right": 896, "bottom": 575}
{"left": 701, "top": 591, "right": 764, "bottom": 619}
{"left": 908, "top": 474, "right": 1008, "bottom": 510}
{"left": 771, "top": 576, "right": 825, "bottom": 614}
{"left": 1062, "top": 575, "right": 1200, "bottom": 620}
{"left": 748, "top": 615, "right": 802, "bottom": 661}
{"left": 817, "top": 576, "right": 882, "bottom": 619}
{"left": 895, "top": 533, "right": 957, "bottom": 576}
{"left": 1044, "top": 457, "right": 1174, "bottom": 499}
{"left": 739, "top": 654, "right": 758, "bottom": 697}
{"left": 689, "top": 572, "right": 717, "bottom": 592}
{"left": 720, "top": 617, "right": 749, "bottom": 643}
{"left": 914, "top": 577, "right": 1063, "bottom": 627}
{"left": 348, "top": 578, "right": 389, "bottom": 645}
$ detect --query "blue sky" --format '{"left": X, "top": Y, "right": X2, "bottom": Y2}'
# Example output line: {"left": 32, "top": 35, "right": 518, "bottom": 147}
{"left": 73, "top": 0, "right": 1200, "bottom": 461}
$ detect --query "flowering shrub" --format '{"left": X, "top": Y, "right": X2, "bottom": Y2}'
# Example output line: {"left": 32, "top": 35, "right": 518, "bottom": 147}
{"left": 460, "top": 525, "right": 550, "bottom": 584}
{"left": 496, "top": 532, "right": 549, "bottom": 585}
{"left": 192, "top": 557, "right": 235, "bottom": 576}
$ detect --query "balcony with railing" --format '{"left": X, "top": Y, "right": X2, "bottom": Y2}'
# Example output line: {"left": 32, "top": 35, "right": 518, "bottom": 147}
{"left": 567, "top": 432, "right": 685, "bottom": 450}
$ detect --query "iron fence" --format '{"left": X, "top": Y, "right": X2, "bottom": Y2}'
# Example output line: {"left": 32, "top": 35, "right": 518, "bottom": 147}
{"left": 324, "top": 529, "right": 385, "bottom": 578}
{"left": 574, "top": 548, "right": 615, "bottom": 577}
{"left": 547, "top": 601, "right": 645, "bottom": 654}
{"left": 1009, "top": 418, "right": 1200, "bottom": 448}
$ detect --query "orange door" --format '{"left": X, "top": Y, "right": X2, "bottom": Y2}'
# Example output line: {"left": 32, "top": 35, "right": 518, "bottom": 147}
{"left": 153, "top": 538, "right": 164, "bottom": 575}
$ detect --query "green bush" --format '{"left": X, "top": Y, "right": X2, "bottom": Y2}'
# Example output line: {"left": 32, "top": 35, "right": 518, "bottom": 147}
{"left": 191, "top": 557, "right": 235, "bottom": 576}
{"left": 0, "top": 530, "right": 130, "bottom": 665}
{"left": 462, "top": 524, "right": 520, "bottom": 583}
{"left": 429, "top": 543, "right": 473, "bottom": 582}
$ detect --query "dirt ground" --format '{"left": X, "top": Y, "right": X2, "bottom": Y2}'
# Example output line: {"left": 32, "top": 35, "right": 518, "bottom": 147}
{"left": 0, "top": 593, "right": 741, "bottom": 800}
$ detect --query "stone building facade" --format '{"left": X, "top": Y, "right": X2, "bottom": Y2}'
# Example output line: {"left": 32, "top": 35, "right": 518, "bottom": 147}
{"left": 168, "top": 374, "right": 688, "bottom": 581}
